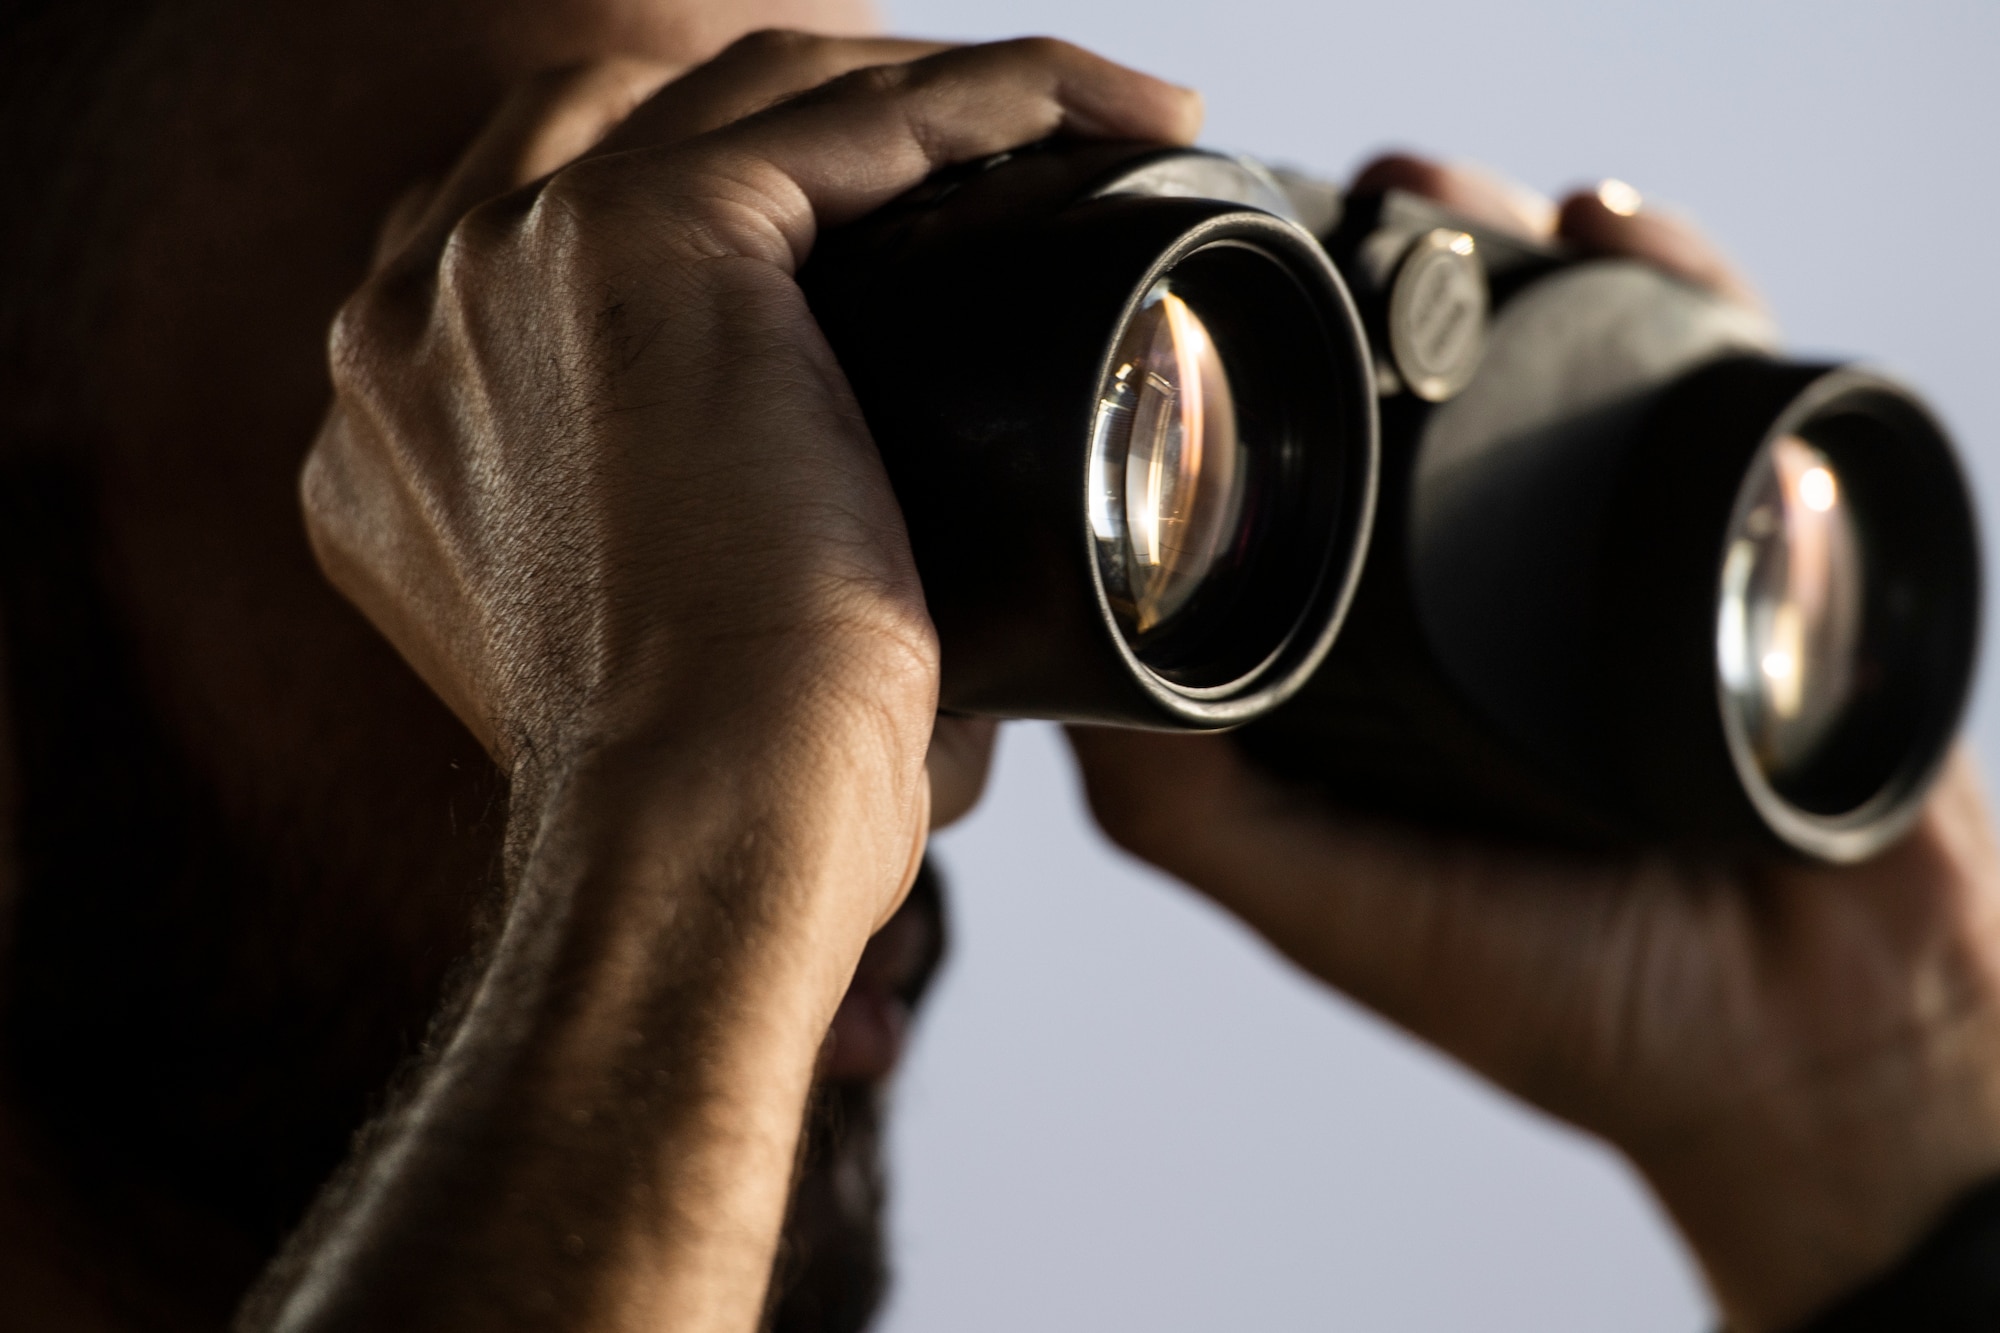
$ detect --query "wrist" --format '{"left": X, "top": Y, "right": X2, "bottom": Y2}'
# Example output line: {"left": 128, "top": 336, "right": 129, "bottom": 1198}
{"left": 497, "top": 698, "right": 925, "bottom": 1296}
{"left": 1636, "top": 895, "right": 2000, "bottom": 1325}
{"left": 1602, "top": 766, "right": 2000, "bottom": 1331}
{"left": 507, "top": 610, "right": 940, "bottom": 798}
{"left": 516, "top": 664, "right": 933, "bottom": 951}
{"left": 1780, "top": 1175, "right": 2000, "bottom": 1332}
{"left": 270, "top": 667, "right": 929, "bottom": 1332}
{"left": 1639, "top": 1025, "right": 2000, "bottom": 1331}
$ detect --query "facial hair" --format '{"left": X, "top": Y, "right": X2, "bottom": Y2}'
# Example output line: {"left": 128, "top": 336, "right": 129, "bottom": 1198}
{"left": 762, "top": 860, "right": 947, "bottom": 1333}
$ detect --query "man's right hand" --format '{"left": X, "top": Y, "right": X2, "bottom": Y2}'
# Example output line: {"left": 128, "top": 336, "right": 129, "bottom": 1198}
{"left": 306, "top": 33, "right": 1190, "bottom": 849}
{"left": 262, "top": 35, "right": 1197, "bottom": 1333}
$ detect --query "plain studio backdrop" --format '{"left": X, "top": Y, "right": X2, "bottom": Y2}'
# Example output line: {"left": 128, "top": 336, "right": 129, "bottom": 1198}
{"left": 869, "top": 3, "right": 2000, "bottom": 1330}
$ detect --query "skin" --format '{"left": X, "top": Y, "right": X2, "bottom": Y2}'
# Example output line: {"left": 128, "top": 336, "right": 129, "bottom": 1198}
{"left": 0, "top": 6, "right": 975, "bottom": 1328}
{"left": 1070, "top": 182, "right": 2000, "bottom": 1333}
{"left": 3, "top": 5, "right": 1998, "bottom": 1332}
{"left": 265, "top": 38, "right": 1196, "bottom": 1331}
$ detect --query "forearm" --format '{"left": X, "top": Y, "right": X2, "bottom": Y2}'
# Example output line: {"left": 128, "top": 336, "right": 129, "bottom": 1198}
{"left": 241, "top": 698, "right": 923, "bottom": 1333}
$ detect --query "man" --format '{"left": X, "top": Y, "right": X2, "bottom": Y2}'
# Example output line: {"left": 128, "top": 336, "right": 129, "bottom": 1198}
{"left": 4, "top": 3, "right": 2000, "bottom": 1329}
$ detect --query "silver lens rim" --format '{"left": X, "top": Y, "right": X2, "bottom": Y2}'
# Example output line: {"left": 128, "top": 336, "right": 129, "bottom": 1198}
{"left": 1713, "top": 368, "right": 1977, "bottom": 862}
{"left": 1081, "top": 211, "right": 1377, "bottom": 726}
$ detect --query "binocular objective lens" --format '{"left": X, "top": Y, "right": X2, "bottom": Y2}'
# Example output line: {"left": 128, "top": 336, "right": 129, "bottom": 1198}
{"left": 1717, "top": 435, "right": 1865, "bottom": 783}
{"left": 1085, "top": 232, "right": 1363, "bottom": 704}
{"left": 1090, "top": 282, "right": 1248, "bottom": 638}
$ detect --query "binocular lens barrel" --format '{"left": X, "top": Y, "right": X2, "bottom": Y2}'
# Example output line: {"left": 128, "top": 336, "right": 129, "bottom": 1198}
{"left": 801, "top": 143, "right": 1978, "bottom": 861}
{"left": 1238, "top": 183, "right": 1981, "bottom": 861}
{"left": 1653, "top": 366, "right": 1982, "bottom": 855}
{"left": 1088, "top": 239, "right": 1368, "bottom": 699}
{"left": 802, "top": 145, "right": 1376, "bottom": 728}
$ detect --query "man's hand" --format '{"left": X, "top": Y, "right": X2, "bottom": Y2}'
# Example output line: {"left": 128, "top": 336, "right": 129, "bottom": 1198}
{"left": 311, "top": 33, "right": 1146, "bottom": 840}
{"left": 1072, "top": 159, "right": 2000, "bottom": 1333}
{"left": 258, "top": 35, "right": 1198, "bottom": 1333}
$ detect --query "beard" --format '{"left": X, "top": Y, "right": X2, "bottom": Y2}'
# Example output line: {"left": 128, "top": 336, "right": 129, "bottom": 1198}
{"left": 763, "top": 859, "right": 947, "bottom": 1333}
{"left": 0, "top": 454, "right": 950, "bottom": 1331}
{"left": 763, "top": 1077, "right": 891, "bottom": 1333}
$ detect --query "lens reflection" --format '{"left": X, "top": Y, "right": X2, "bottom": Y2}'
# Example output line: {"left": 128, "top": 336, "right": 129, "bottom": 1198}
{"left": 1089, "top": 282, "right": 1246, "bottom": 636}
{"left": 1717, "top": 436, "right": 1864, "bottom": 780}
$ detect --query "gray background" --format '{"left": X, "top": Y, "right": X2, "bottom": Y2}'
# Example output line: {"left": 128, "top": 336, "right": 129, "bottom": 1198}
{"left": 871, "top": 2, "right": 2000, "bottom": 1329}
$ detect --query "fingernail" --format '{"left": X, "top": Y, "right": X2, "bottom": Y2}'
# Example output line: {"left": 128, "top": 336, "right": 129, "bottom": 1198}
{"left": 1170, "top": 86, "right": 1206, "bottom": 140}
{"left": 1502, "top": 180, "right": 1559, "bottom": 238}
{"left": 1596, "top": 178, "right": 1644, "bottom": 217}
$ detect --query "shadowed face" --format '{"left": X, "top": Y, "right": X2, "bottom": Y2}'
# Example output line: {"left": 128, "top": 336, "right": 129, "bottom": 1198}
{"left": 1, "top": 0, "right": 930, "bottom": 1326}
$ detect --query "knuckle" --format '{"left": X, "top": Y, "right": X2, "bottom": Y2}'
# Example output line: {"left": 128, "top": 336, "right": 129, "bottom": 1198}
{"left": 997, "top": 34, "right": 1078, "bottom": 66}
{"left": 461, "top": 185, "right": 541, "bottom": 247}
{"left": 529, "top": 160, "right": 633, "bottom": 259}
{"left": 1353, "top": 153, "right": 1442, "bottom": 193}
{"left": 827, "top": 60, "right": 908, "bottom": 102}
{"left": 434, "top": 213, "right": 486, "bottom": 289}
{"left": 297, "top": 421, "right": 379, "bottom": 591}
{"left": 726, "top": 27, "right": 815, "bottom": 66}
{"left": 537, "top": 153, "right": 629, "bottom": 226}
{"left": 325, "top": 279, "right": 401, "bottom": 401}
{"left": 432, "top": 198, "right": 531, "bottom": 323}
{"left": 296, "top": 445, "right": 346, "bottom": 542}
{"left": 548, "top": 150, "right": 775, "bottom": 268}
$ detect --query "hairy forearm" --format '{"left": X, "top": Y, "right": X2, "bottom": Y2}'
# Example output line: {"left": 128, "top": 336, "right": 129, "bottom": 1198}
{"left": 240, "top": 699, "right": 920, "bottom": 1333}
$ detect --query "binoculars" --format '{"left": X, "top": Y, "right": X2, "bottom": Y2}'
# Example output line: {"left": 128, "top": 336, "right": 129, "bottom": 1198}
{"left": 798, "top": 140, "right": 1980, "bottom": 863}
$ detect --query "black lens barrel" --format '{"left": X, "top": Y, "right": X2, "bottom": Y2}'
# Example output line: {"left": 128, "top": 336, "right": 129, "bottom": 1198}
{"left": 798, "top": 148, "right": 1979, "bottom": 860}
{"left": 800, "top": 144, "right": 1376, "bottom": 728}
{"left": 1603, "top": 359, "right": 1980, "bottom": 859}
{"left": 1239, "top": 187, "right": 1982, "bottom": 860}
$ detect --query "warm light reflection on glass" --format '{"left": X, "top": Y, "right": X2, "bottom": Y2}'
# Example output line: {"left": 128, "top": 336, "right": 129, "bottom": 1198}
{"left": 1089, "top": 283, "right": 1245, "bottom": 635}
{"left": 1716, "top": 436, "right": 1864, "bottom": 779}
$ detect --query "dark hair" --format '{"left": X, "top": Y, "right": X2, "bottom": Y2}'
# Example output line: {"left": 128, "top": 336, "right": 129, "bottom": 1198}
{"left": 1, "top": 0, "right": 175, "bottom": 441}
{"left": 763, "top": 859, "right": 949, "bottom": 1333}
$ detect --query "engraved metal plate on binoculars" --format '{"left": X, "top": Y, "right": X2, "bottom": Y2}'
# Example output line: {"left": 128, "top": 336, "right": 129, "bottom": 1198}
{"left": 797, "top": 141, "right": 1980, "bottom": 861}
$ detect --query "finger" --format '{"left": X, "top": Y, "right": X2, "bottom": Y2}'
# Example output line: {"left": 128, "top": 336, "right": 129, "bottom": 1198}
{"left": 1557, "top": 180, "right": 1766, "bottom": 312}
{"left": 589, "top": 31, "right": 958, "bottom": 161}
{"left": 1065, "top": 724, "right": 1629, "bottom": 1072}
{"left": 387, "top": 59, "right": 681, "bottom": 268}
{"left": 371, "top": 176, "right": 442, "bottom": 266}
{"left": 571, "top": 37, "right": 1203, "bottom": 272}
{"left": 1351, "top": 152, "right": 1557, "bottom": 241}
{"left": 927, "top": 715, "right": 999, "bottom": 829}
{"left": 386, "top": 38, "right": 954, "bottom": 269}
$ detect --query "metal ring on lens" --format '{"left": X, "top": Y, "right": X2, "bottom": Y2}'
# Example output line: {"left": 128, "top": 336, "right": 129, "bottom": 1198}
{"left": 1083, "top": 213, "right": 1376, "bottom": 725}
{"left": 1713, "top": 369, "right": 1980, "bottom": 861}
